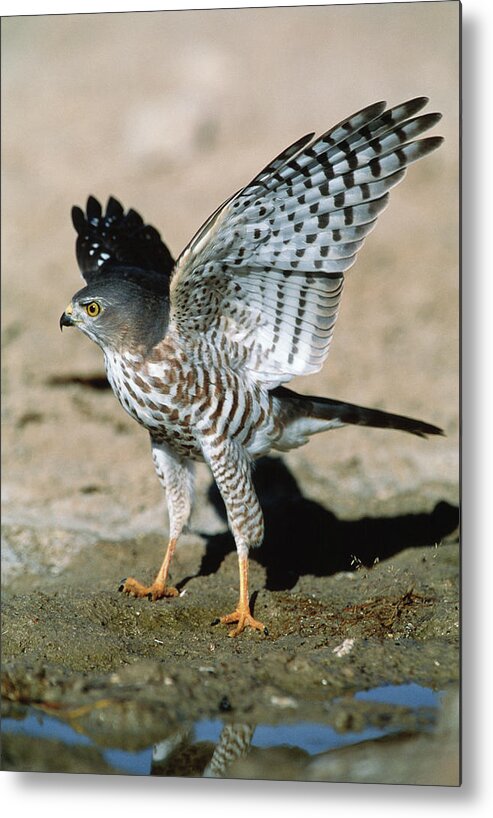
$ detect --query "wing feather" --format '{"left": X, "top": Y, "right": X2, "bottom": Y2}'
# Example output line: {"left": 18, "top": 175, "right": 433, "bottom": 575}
{"left": 169, "top": 98, "right": 442, "bottom": 388}
{"left": 72, "top": 195, "right": 174, "bottom": 284}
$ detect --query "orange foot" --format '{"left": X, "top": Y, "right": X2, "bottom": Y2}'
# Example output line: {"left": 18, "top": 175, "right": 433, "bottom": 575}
{"left": 212, "top": 607, "right": 268, "bottom": 638}
{"left": 118, "top": 577, "right": 179, "bottom": 602}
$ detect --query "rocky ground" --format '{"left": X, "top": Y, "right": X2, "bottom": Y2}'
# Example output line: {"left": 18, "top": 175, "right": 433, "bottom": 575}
{"left": 2, "top": 5, "right": 459, "bottom": 784}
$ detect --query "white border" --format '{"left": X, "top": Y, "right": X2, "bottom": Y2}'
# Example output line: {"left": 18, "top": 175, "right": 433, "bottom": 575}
{"left": 2, "top": 0, "right": 492, "bottom": 815}
{"left": 0, "top": 0, "right": 466, "bottom": 18}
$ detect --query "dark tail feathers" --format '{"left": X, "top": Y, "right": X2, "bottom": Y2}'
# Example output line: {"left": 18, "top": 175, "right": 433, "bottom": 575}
{"left": 272, "top": 386, "right": 444, "bottom": 438}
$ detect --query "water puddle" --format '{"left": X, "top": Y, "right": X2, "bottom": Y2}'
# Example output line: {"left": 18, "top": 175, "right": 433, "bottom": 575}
{"left": 3, "top": 683, "right": 447, "bottom": 778}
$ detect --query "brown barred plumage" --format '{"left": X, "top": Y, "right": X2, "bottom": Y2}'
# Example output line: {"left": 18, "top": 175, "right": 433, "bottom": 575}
{"left": 61, "top": 98, "right": 444, "bottom": 635}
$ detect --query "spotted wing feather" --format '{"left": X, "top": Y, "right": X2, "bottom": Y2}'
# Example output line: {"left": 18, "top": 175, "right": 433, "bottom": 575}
{"left": 72, "top": 195, "right": 175, "bottom": 284}
{"left": 170, "top": 98, "right": 443, "bottom": 388}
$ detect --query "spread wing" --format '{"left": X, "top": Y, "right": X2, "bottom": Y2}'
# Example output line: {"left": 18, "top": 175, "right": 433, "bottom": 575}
{"left": 169, "top": 97, "right": 442, "bottom": 389}
{"left": 71, "top": 195, "right": 175, "bottom": 284}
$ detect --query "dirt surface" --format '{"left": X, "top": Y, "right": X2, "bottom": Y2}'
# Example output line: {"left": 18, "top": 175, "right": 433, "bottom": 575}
{"left": 2, "top": 5, "right": 459, "bottom": 784}
{"left": 2, "top": 532, "right": 459, "bottom": 782}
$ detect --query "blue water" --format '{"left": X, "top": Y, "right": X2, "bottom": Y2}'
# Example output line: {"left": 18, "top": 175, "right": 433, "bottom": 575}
{"left": 354, "top": 682, "right": 444, "bottom": 708}
{"left": 3, "top": 682, "right": 443, "bottom": 776}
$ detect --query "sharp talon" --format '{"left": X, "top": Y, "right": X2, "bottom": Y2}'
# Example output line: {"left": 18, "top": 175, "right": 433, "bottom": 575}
{"left": 215, "top": 607, "right": 267, "bottom": 637}
{"left": 117, "top": 575, "right": 178, "bottom": 601}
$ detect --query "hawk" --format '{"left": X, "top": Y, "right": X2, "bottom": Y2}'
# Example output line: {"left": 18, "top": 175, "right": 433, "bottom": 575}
{"left": 60, "top": 97, "right": 443, "bottom": 636}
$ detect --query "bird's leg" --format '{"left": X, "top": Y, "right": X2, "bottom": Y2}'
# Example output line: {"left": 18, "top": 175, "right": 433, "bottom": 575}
{"left": 203, "top": 724, "right": 254, "bottom": 777}
{"left": 119, "top": 440, "right": 194, "bottom": 603}
{"left": 214, "top": 553, "right": 268, "bottom": 637}
{"left": 119, "top": 537, "right": 179, "bottom": 601}
{"left": 204, "top": 436, "right": 267, "bottom": 637}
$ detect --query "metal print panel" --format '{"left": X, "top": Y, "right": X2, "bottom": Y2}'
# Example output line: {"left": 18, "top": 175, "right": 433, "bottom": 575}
{"left": 1, "top": 0, "right": 460, "bottom": 786}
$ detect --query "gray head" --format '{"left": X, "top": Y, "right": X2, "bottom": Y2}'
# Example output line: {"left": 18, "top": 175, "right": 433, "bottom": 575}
{"left": 60, "top": 269, "right": 170, "bottom": 354}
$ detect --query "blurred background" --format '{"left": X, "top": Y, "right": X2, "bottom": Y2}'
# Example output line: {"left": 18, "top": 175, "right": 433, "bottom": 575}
{"left": 2, "top": 3, "right": 459, "bottom": 565}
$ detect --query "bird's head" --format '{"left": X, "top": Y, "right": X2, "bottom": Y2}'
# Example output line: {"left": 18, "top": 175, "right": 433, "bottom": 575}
{"left": 60, "top": 269, "right": 170, "bottom": 354}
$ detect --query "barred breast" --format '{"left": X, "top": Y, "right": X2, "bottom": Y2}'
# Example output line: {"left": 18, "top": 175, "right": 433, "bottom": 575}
{"left": 103, "top": 336, "right": 282, "bottom": 461}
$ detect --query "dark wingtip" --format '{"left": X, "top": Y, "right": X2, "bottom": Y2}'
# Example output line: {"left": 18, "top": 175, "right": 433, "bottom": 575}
{"left": 418, "top": 112, "right": 443, "bottom": 131}
{"left": 127, "top": 208, "right": 144, "bottom": 227}
{"left": 410, "top": 95, "right": 429, "bottom": 107}
{"left": 400, "top": 96, "right": 430, "bottom": 117}
{"left": 71, "top": 204, "right": 85, "bottom": 233}
{"left": 106, "top": 196, "right": 124, "bottom": 217}
{"left": 366, "top": 99, "right": 387, "bottom": 117}
{"left": 420, "top": 135, "right": 445, "bottom": 155}
{"left": 86, "top": 195, "right": 102, "bottom": 219}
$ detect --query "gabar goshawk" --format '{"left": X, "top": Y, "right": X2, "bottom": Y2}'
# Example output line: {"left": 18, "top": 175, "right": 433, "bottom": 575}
{"left": 60, "top": 97, "right": 443, "bottom": 636}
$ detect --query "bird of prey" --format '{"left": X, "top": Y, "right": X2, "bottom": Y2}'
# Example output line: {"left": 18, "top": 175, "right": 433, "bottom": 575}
{"left": 60, "top": 97, "right": 443, "bottom": 636}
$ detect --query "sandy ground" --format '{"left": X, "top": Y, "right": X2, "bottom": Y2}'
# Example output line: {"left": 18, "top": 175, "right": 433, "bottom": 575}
{"left": 1, "top": 5, "right": 459, "bottom": 784}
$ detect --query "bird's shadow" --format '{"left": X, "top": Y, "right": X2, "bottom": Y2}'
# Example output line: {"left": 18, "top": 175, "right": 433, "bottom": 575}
{"left": 184, "top": 456, "right": 459, "bottom": 592}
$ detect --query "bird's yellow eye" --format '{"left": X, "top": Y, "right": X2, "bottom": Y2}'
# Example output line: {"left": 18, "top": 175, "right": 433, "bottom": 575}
{"left": 85, "top": 301, "right": 101, "bottom": 317}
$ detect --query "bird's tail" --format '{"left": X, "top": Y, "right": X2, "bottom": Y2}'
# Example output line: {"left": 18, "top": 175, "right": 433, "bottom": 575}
{"left": 272, "top": 385, "right": 444, "bottom": 442}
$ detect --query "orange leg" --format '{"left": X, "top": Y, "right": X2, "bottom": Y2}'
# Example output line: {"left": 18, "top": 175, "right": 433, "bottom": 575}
{"left": 213, "top": 555, "right": 268, "bottom": 637}
{"left": 119, "top": 538, "right": 179, "bottom": 601}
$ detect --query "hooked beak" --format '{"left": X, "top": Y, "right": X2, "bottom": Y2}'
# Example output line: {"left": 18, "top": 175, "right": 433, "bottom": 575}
{"left": 59, "top": 303, "right": 74, "bottom": 331}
